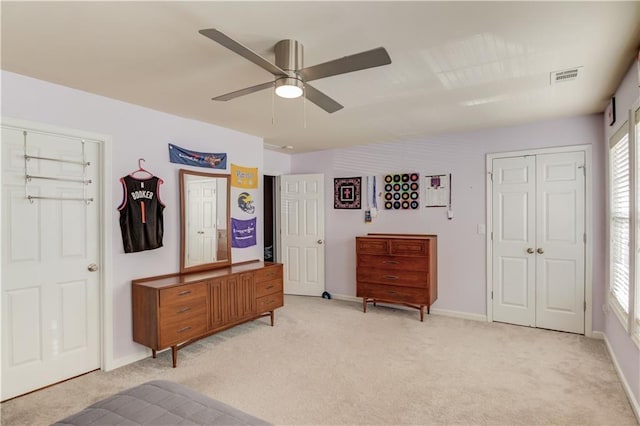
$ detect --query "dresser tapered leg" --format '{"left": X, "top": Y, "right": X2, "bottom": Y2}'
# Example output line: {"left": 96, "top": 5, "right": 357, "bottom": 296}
{"left": 152, "top": 349, "right": 157, "bottom": 359}
{"left": 363, "top": 298, "right": 367, "bottom": 313}
{"left": 172, "top": 346, "right": 178, "bottom": 368}
{"left": 270, "top": 311, "right": 274, "bottom": 326}
{"left": 420, "top": 306, "right": 424, "bottom": 322}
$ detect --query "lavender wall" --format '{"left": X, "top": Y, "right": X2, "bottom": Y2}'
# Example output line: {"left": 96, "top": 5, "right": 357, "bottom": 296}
{"left": 292, "top": 114, "right": 606, "bottom": 328}
{"left": 1, "top": 70, "right": 265, "bottom": 364}
{"left": 604, "top": 60, "right": 640, "bottom": 411}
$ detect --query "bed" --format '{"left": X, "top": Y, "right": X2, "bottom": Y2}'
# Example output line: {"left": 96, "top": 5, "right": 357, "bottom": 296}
{"left": 52, "top": 380, "right": 271, "bottom": 425}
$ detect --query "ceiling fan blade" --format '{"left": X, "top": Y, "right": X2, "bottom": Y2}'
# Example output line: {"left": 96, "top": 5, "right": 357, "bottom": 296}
{"left": 199, "top": 28, "right": 287, "bottom": 77}
{"left": 300, "top": 47, "right": 391, "bottom": 82}
{"left": 212, "top": 81, "right": 274, "bottom": 101}
{"left": 304, "top": 84, "right": 343, "bottom": 113}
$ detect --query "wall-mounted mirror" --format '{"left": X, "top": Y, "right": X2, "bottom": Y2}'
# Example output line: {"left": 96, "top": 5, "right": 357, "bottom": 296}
{"left": 180, "top": 169, "right": 231, "bottom": 273}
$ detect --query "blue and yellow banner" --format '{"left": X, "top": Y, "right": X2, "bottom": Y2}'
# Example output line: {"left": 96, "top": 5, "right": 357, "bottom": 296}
{"left": 168, "top": 143, "right": 226, "bottom": 169}
{"left": 231, "top": 163, "right": 258, "bottom": 188}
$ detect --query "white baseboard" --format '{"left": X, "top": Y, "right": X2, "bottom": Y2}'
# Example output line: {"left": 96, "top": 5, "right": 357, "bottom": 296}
{"left": 105, "top": 348, "right": 150, "bottom": 371}
{"left": 602, "top": 334, "right": 640, "bottom": 423}
{"left": 330, "top": 293, "right": 487, "bottom": 322}
{"left": 591, "top": 331, "right": 605, "bottom": 340}
{"left": 430, "top": 308, "right": 487, "bottom": 322}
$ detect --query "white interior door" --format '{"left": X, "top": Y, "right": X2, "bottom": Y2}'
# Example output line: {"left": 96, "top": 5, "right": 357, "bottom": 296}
{"left": 491, "top": 151, "right": 585, "bottom": 334}
{"left": 280, "top": 174, "right": 325, "bottom": 296}
{"left": 186, "top": 179, "right": 217, "bottom": 266}
{"left": 1, "top": 125, "right": 101, "bottom": 400}
{"left": 535, "top": 152, "right": 585, "bottom": 333}
{"left": 492, "top": 156, "right": 536, "bottom": 327}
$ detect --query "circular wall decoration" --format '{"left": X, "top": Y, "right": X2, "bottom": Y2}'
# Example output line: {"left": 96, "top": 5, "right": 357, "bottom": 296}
{"left": 383, "top": 172, "right": 420, "bottom": 210}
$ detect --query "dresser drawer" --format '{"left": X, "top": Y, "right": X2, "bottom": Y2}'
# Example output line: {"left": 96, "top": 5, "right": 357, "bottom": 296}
{"left": 254, "top": 264, "right": 283, "bottom": 283}
{"left": 389, "top": 239, "right": 428, "bottom": 256}
{"left": 256, "top": 293, "right": 283, "bottom": 313}
{"left": 358, "top": 283, "right": 429, "bottom": 304}
{"left": 159, "top": 296, "right": 207, "bottom": 324}
{"left": 159, "top": 316, "right": 208, "bottom": 347}
{"left": 357, "top": 254, "right": 428, "bottom": 271}
{"left": 255, "top": 278, "right": 283, "bottom": 298}
{"left": 357, "top": 268, "right": 429, "bottom": 288}
{"left": 159, "top": 282, "right": 207, "bottom": 307}
{"left": 356, "top": 238, "right": 389, "bottom": 254}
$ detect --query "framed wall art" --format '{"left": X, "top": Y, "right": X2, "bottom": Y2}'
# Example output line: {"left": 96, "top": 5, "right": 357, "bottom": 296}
{"left": 334, "top": 177, "right": 361, "bottom": 209}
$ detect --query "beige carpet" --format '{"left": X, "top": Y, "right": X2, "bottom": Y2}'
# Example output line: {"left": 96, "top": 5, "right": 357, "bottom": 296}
{"left": 1, "top": 295, "right": 637, "bottom": 425}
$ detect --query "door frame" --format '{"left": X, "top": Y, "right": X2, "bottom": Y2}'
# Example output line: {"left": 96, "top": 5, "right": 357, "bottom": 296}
{"left": 486, "top": 144, "right": 593, "bottom": 336}
{"left": 0, "top": 117, "right": 115, "bottom": 374}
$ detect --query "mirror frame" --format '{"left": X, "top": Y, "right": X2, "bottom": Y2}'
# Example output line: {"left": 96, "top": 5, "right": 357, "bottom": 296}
{"left": 179, "top": 168, "right": 232, "bottom": 273}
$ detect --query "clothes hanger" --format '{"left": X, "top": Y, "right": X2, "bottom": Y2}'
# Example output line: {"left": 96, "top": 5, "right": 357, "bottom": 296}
{"left": 130, "top": 158, "right": 153, "bottom": 178}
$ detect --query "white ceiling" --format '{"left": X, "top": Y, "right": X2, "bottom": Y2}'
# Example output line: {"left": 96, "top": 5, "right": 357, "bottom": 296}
{"left": 1, "top": 1, "right": 639, "bottom": 153}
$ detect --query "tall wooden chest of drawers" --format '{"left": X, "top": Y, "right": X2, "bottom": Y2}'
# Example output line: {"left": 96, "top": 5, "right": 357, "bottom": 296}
{"left": 132, "top": 261, "right": 283, "bottom": 367}
{"left": 356, "top": 234, "right": 437, "bottom": 321}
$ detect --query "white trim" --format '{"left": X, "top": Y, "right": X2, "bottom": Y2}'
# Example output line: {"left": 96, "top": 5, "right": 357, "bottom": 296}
{"left": 0, "top": 116, "right": 114, "bottom": 373}
{"left": 603, "top": 334, "right": 640, "bottom": 423}
{"left": 591, "top": 331, "right": 605, "bottom": 340}
{"left": 108, "top": 348, "right": 150, "bottom": 371}
{"left": 331, "top": 293, "right": 487, "bottom": 322}
{"left": 430, "top": 308, "right": 487, "bottom": 322}
{"left": 486, "top": 144, "right": 594, "bottom": 337}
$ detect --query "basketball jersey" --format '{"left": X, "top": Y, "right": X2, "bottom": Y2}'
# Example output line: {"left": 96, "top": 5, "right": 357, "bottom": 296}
{"left": 118, "top": 175, "right": 165, "bottom": 253}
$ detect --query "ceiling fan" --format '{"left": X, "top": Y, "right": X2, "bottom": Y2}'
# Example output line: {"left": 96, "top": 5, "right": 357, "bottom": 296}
{"left": 199, "top": 28, "right": 392, "bottom": 113}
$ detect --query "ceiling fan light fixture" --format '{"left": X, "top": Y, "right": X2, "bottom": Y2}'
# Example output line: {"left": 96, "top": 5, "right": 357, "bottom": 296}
{"left": 275, "top": 77, "right": 304, "bottom": 99}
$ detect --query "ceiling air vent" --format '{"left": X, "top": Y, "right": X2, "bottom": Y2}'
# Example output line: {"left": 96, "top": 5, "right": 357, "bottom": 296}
{"left": 550, "top": 67, "right": 582, "bottom": 85}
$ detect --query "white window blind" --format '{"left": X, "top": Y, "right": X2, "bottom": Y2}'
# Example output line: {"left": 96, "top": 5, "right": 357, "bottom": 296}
{"left": 611, "top": 123, "right": 630, "bottom": 314}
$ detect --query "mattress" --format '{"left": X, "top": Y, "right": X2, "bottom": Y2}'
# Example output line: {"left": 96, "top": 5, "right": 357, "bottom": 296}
{"left": 51, "top": 380, "right": 271, "bottom": 425}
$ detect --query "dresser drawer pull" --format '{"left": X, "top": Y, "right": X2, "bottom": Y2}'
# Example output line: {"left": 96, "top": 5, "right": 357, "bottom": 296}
{"left": 178, "top": 307, "right": 191, "bottom": 313}
{"left": 382, "top": 260, "right": 399, "bottom": 264}
{"left": 386, "top": 290, "right": 397, "bottom": 295}
{"left": 178, "top": 290, "right": 191, "bottom": 296}
{"left": 265, "top": 285, "right": 274, "bottom": 290}
{"left": 383, "top": 275, "right": 398, "bottom": 280}
{"left": 177, "top": 326, "right": 192, "bottom": 333}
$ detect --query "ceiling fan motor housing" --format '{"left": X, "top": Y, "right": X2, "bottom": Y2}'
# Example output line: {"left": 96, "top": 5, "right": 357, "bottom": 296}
{"left": 275, "top": 39, "right": 303, "bottom": 75}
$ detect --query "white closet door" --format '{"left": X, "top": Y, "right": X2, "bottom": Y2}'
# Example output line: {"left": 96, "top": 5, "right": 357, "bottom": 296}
{"left": 491, "top": 151, "right": 585, "bottom": 334}
{"left": 535, "top": 152, "right": 585, "bottom": 333}
{"left": 492, "top": 156, "right": 536, "bottom": 327}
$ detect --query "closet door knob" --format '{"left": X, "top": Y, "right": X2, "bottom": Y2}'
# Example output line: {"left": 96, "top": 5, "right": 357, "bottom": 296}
{"left": 526, "top": 248, "right": 534, "bottom": 254}
{"left": 537, "top": 248, "right": 544, "bottom": 254}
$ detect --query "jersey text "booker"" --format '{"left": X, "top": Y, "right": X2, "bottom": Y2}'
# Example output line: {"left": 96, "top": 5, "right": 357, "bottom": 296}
{"left": 131, "top": 190, "right": 154, "bottom": 200}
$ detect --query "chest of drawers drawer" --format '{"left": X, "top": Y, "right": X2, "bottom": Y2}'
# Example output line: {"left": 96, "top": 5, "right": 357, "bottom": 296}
{"left": 254, "top": 264, "right": 283, "bottom": 283}
{"left": 256, "top": 292, "right": 283, "bottom": 313}
{"left": 357, "top": 283, "right": 429, "bottom": 304}
{"left": 255, "top": 278, "right": 283, "bottom": 298}
{"left": 159, "top": 316, "right": 208, "bottom": 347}
{"left": 357, "top": 268, "right": 428, "bottom": 288}
{"left": 357, "top": 254, "right": 428, "bottom": 271}
{"left": 159, "top": 282, "right": 207, "bottom": 307}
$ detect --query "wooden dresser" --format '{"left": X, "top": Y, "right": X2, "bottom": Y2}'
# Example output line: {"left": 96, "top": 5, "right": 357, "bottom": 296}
{"left": 132, "top": 260, "right": 283, "bottom": 367}
{"left": 356, "top": 234, "right": 437, "bottom": 321}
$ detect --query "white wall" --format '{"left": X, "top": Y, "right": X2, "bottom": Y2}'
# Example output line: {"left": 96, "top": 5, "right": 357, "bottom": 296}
{"left": 292, "top": 114, "right": 606, "bottom": 328}
{"left": 264, "top": 149, "right": 292, "bottom": 175}
{"left": 604, "top": 59, "right": 640, "bottom": 412}
{"left": 1, "top": 70, "right": 265, "bottom": 365}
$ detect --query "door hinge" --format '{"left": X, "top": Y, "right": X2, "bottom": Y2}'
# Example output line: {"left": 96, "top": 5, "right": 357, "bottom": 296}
{"left": 491, "top": 231, "right": 493, "bottom": 241}
{"left": 488, "top": 171, "right": 493, "bottom": 181}
{"left": 584, "top": 301, "right": 587, "bottom": 312}
{"left": 491, "top": 291, "right": 494, "bottom": 300}
{"left": 584, "top": 233, "right": 586, "bottom": 244}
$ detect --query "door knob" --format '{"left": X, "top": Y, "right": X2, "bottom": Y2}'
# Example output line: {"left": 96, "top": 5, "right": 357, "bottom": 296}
{"left": 87, "top": 263, "right": 98, "bottom": 272}
{"left": 317, "top": 239, "right": 324, "bottom": 244}
{"left": 537, "top": 248, "right": 544, "bottom": 254}
{"left": 527, "top": 248, "right": 534, "bottom": 254}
